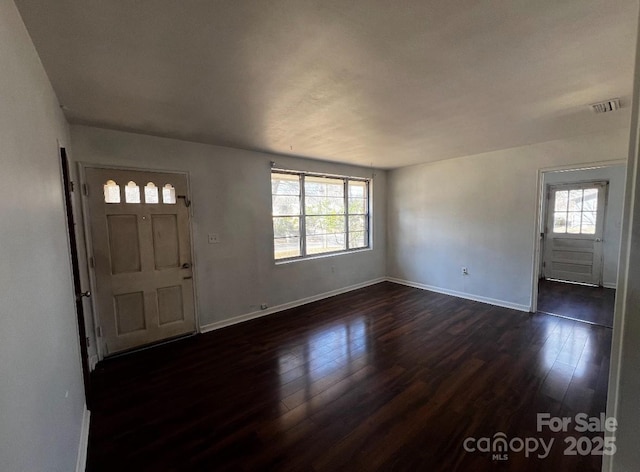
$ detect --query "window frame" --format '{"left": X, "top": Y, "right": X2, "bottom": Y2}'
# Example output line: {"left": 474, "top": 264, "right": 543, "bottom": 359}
{"left": 271, "top": 169, "right": 371, "bottom": 262}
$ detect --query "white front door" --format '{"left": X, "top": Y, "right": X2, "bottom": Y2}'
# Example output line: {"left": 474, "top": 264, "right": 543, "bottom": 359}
{"left": 543, "top": 181, "right": 607, "bottom": 285}
{"left": 84, "top": 167, "right": 196, "bottom": 356}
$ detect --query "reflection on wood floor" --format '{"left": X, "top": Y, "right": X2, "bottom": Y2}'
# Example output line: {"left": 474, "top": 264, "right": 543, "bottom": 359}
{"left": 88, "top": 282, "right": 611, "bottom": 471}
{"left": 538, "top": 278, "right": 615, "bottom": 328}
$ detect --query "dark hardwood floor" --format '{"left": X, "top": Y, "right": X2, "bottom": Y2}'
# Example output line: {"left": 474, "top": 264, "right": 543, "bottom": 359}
{"left": 537, "top": 278, "right": 616, "bottom": 328}
{"left": 88, "top": 282, "right": 612, "bottom": 471}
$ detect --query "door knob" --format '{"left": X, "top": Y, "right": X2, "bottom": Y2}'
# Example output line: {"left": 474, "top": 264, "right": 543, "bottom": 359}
{"left": 595, "top": 238, "right": 602, "bottom": 242}
{"left": 77, "top": 291, "right": 91, "bottom": 299}
{"left": 181, "top": 263, "right": 192, "bottom": 269}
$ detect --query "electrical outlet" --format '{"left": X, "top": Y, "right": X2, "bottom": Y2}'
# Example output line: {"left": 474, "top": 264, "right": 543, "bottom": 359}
{"left": 462, "top": 267, "right": 469, "bottom": 275}
{"left": 208, "top": 233, "right": 220, "bottom": 244}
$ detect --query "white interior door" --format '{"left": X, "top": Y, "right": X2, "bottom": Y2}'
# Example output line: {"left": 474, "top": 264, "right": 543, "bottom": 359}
{"left": 84, "top": 167, "right": 196, "bottom": 356}
{"left": 543, "top": 181, "right": 607, "bottom": 285}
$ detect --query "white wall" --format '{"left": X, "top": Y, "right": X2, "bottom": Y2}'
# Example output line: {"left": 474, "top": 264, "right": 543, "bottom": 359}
{"left": 387, "top": 128, "right": 629, "bottom": 311}
{"left": 607, "top": 8, "right": 640, "bottom": 470}
{"left": 0, "top": 1, "right": 86, "bottom": 471}
{"left": 69, "top": 125, "right": 386, "bottom": 342}
{"left": 543, "top": 165, "right": 626, "bottom": 288}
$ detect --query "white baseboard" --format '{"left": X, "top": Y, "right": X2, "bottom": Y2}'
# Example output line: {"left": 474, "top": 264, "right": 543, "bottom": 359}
{"left": 200, "top": 277, "right": 387, "bottom": 333}
{"left": 603, "top": 282, "right": 617, "bottom": 289}
{"left": 75, "top": 405, "right": 91, "bottom": 472}
{"left": 386, "top": 277, "right": 531, "bottom": 313}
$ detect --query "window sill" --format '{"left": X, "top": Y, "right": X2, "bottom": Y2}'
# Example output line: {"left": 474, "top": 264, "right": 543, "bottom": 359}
{"left": 275, "top": 247, "right": 373, "bottom": 265}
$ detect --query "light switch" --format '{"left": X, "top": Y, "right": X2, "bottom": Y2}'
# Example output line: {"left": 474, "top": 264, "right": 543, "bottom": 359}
{"left": 208, "top": 233, "right": 220, "bottom": 244}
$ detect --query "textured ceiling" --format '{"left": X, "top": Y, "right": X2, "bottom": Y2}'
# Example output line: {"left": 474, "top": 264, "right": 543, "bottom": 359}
{"left": 15, "top": 0, "right": 638, "bottom": 168}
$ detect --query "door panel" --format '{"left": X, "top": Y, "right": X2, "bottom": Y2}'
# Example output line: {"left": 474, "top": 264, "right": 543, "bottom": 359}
{"left": 543, "top": 182, "right": 607, "bottom": 285}
{"left": 152, "top": 214, "right": 180, "bottom": 269}
{"left": 107, "top": 215, "right": 141, "bottom": 273}
{"left": 85, "top": 167, "right": 196, "bottom": 356}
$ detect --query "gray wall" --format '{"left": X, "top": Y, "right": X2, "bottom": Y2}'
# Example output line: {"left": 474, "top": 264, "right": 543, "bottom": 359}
{"left": 70, "top": 125, "right": 386, "bottom": 351}
{"left": 387, "top": 128, "right": 629, "bottom": 311}
{"left": 0, "top": 1, "right": 86, "bottom": 471}
{"left": 543, "top": 165, "right": 626, "bottom": 288}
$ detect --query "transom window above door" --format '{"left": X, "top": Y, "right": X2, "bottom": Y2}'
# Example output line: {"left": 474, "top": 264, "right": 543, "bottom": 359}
{"left": 103, "top": 180, "right": 176, "bottom": 205}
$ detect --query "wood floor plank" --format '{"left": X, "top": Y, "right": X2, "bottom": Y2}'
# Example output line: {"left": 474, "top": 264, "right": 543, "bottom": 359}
{"left": 88, "top": 282, "right": 612, "bottom": 471}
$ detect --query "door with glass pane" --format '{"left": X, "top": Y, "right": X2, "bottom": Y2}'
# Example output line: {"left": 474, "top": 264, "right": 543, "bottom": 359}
{"left": 84, "top": 167, "right": 196, "bottom": 356}
{"left": 543, "top": 182, "right": 607, "bottom": 285}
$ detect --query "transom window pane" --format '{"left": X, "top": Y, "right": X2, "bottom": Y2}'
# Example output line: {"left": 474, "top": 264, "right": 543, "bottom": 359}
{"left": 144, "top": 182, "right": 159, "bottom": 204}
{"left": 162, "top": 184, "right": 176, "bottom": 204}
{"left": 125, "top": 181, "right": 140, "bottom": 203}
{"left": 103, "top": 180, "right": 121, "bottom": 203}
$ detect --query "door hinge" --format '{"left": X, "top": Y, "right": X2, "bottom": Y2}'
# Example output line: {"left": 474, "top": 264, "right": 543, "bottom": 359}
{"left": 70, "top": 181, "right": 75, "bottom": 192}
{"left": 97, "top": 326, "right": 102, "bottom": 337}
{"left": 86, "top": 336, "right": 91, "bottom": 348}
{"left": 89, "top": 256, "right": 95, "bottom": 268}
{"left": 543, "top": 261, "right": 546, "bottom": 268}
{"left": 82, "top": 183, "right": 89, "bottom": 196}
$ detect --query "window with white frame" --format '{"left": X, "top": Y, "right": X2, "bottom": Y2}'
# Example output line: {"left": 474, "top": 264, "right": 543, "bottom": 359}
{"left": 271, "top": 170, "right": 370, "bottom": 261}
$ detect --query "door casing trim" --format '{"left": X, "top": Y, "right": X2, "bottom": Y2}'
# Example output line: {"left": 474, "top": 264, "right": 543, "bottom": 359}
{"left": 530, "top": 158, "right": 626, "bottom": 313}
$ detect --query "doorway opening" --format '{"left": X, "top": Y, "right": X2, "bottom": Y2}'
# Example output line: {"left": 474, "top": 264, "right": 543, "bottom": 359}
{"left": 60, "top": 148, "right": 93, "bottom": 407}
{"left": 534, "top": 163, "right": 625, "bottom": 328}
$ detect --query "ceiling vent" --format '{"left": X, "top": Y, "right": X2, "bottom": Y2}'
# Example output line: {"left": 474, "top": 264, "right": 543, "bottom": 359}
{"left": 590, "top": 98, "right": 621, "bottom": 114}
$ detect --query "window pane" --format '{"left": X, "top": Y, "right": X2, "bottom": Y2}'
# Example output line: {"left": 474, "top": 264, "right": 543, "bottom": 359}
{"left": 581, "top": 211, "right": 597, "bottom": 234}
{"left": 273, "top": 216, "right": 300, "bottom": 239}
{"left": 271, "top": 171, "right": 370, "bottom": 261}
{"left": 582, "top": 188, "right": 598, "bottom": 212}
{"left": 162, "top": 184, "right": 176, "bottom": 204}
{"left": 568, "top": 189, "right": 583, "bottom": 211}
{"left": 274, "top": 237, "right": 300, "bottom": 260}
{"left": 125, "top": 181, "right": 140, "bottom": 203}
{"left": 103, "top": 180, "right": 121, "bottom": 203}
{"left": 567, "top": 212, "right": 581, "bottom": 233}
{"left": 272, "top": 173, "right": 300, "bottom": 196}
{"left": 349, "top": 215, "right": 366, "bottom": 232}
{"left": 349, "top": 181, "right": 366, "bottom": 198}
{"left": 145, "top": 182, "right": 159, "bottom": 204}
{"left": 305, "top": 196, "right": 345, "bottom": 215}
{"left": 349, "top": 198, "right": 366, "bottom": 214}
{"left": 305, "top": 215, "right": 345, "bottom": 236}
{"left": 349, "top": 231, "right": 367, "bottom": 249}
{"left": 307, "top": 233, "right": 346, "bottom": 255}
{"left": 305, "top": 176, "right": 344, "bottom": 197}
{"left": 553, "top": 212, "right": 567, "bottom": 233}
{"left": 554, "top": 190, "right": 568, "bottom": 212}
{"left": 272, "top": 195, "right": 300, "bottom": 216}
